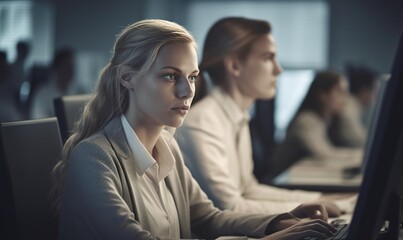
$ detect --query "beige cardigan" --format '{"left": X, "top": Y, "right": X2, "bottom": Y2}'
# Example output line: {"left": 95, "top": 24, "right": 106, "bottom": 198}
{"left": 177, "top": 88, "right": 320, "bottom": 215}
{"left": 58, "top": 117, "right": 287, "bottom": 239}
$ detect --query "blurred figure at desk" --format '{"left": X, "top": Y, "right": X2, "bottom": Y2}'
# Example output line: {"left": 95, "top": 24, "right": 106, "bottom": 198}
{"left": 328, "top": 64, "right": 379, "bottom": 148}
{"left": 9, "top": 41, "right": 30, "bottom": 101}
{"left": 30, "top": 47, "right": 83, "bottom": 119}
{"left": 0, "top": 51, "right": 24, "bottom": 122}
{"left": 273, "top": 70, "right": 363, "bottom": 175}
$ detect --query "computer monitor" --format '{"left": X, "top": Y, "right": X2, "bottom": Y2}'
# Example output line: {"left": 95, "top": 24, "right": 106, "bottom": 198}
{"left": 359, "top": 75, "right": 388, "bottom": 172}
{"left": 346, "top": 33, "right": 403, "bottom": 239}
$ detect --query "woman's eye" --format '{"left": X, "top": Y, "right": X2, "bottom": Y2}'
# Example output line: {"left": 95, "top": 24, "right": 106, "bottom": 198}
{"left": 263, "top": 54, "right": 274, "bottom": 61}
{"left": 189, "top": 75, "right": 198, "bottom": 82}
{"left": 162, "top": 74, "right": 177, "bottom": 81}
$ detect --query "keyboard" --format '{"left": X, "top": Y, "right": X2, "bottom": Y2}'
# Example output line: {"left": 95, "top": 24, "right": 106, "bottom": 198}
{"left": 303, "top": 224, "right": 349, "bottom": 240}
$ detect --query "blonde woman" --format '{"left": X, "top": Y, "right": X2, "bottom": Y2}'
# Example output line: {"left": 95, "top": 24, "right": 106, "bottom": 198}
{"left": 51, "top": 19, "right": 336, "bottom": 239}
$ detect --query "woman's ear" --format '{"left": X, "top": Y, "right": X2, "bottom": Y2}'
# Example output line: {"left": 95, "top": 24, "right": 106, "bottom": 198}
{"left": 117, "top": 65, "right": 135, "bottom": 89}
{"left": 223, "top": 55, "right": 242, "bottom": 77}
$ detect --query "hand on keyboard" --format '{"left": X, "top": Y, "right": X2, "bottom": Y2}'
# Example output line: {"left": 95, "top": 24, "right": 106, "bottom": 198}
{"left": 290, "top": 203, "right": 329, "bottom": 221}
{"left": 302, "top": 223, "right": 349, "bottom": 240}
{"left": 262, "top": 219, "right": 337, "bottom": 240}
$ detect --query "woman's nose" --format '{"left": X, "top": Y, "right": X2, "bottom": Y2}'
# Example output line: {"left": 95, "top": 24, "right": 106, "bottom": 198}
{"left": 274, "top": 60, "right": 283, "bottom": 75}
{"left": 176, "top": 77, "right": 195, "bottom": 100}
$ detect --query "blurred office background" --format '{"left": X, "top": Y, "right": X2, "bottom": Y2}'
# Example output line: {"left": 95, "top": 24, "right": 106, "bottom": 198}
{"left": 0, "top": 0, "right": 402, "bottom": 129}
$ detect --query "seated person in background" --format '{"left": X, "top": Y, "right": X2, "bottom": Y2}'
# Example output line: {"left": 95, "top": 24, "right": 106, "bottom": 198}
{"left": 9, "top": 41, "right": 30, "bottom": 99}
{"left": 30, "top": 47, "right": 83, "bottom": 119}
{"left": 176, "top": 17, "right": 355, "bottom": 218}
{"left": 274, "top": 70, "right": 363, "bottom": 175}
{"left": 328, "top": 64, "right": 379, "bottom": 148}
{"left": 0, "top": 50, "right": 23, "bottom": 122}
{"left": 51, "top": 19, "right": 337, "bottom": 239}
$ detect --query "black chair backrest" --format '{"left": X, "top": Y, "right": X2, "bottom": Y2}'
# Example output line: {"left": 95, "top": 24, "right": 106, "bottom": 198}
{"left": 249, "top": 99, "right": 277, "bottom": 182}
{"left": 1, "top": 117, "right": 62, "bottom": 240}
{"left": 53, "top": 94, "right": 92, "bottom": 143}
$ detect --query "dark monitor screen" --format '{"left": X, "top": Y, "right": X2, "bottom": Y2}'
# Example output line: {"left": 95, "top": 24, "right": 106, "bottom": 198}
{"left": 347, "top": 33, "right": 403, "bottom": 239}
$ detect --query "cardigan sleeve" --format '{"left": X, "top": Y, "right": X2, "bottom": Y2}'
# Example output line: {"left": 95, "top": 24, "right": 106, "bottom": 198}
{"left": 185, "top": 163, "right": 293, "bottom": 239}
{"left": 165, "top": 134, "right": 291, "bottom": 239}
{"left": 176, "top": 122, "right": 321, "bottom": 215}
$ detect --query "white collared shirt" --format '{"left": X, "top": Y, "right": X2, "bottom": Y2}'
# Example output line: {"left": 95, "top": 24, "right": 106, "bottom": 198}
{"left": 121, "top": 115, "right": 180, "bottom": 238}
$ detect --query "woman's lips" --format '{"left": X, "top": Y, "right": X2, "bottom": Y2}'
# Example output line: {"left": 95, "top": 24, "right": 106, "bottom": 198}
{"left": 172, "top": 105, "right": 189, "bottom": 114}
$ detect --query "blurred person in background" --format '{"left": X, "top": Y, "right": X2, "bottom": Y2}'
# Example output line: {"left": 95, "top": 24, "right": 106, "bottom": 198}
{"left": 30, "top": 47, "right": 83, "bottom": 119}
{"left": 0, "top": 50, "right": 23, "bottom": 122}
{"left": 328, "top": 64, "right": 379, "bottom": 148}
{"left": 9, "top": 41, "right": 30, "bottom": 100}
{"left": 274, "top": 70, "right": 363, "bottom": 175}
{"left": 176, "top": 17, "right": 355, "bottom": 219}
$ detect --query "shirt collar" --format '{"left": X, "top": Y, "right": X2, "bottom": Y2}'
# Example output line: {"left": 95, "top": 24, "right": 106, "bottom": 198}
{"left": 210, "top": 87, "right": 250, "bottom": 126}
{"left": 120, "top": 115, "right": 175, "bottom": 182}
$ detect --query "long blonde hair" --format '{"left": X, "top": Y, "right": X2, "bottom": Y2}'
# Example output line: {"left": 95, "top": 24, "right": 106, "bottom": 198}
{"left": 50, "top": 19, "right": 196, "bottom": 212}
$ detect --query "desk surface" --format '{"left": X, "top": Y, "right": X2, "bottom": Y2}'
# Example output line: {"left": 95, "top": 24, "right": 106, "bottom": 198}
{"left": 272, "top": 157, "right": 362, "bottom": 192}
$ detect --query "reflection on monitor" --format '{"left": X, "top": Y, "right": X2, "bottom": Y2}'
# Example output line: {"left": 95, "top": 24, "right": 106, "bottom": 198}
{"left": 358, "top": 76, "right": 388, "bottom": 173}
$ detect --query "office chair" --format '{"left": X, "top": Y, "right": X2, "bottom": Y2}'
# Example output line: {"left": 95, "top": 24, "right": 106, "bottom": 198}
{"left": 53, "top": 94, "right": 92, "bottom": 143}
{"left": 0, "top": 128, "right": 16, "bottom": 239}
{"left": 1, "top": 117, "right": 62, "bottom": 240}
{"left": 249, "top": 99, "right": 278, "bottom": 182}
